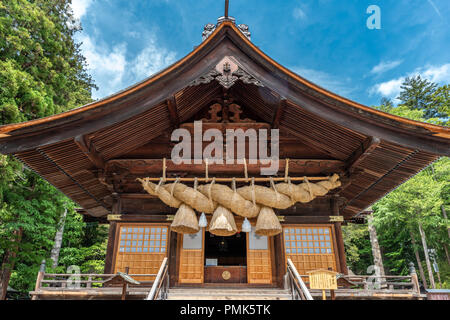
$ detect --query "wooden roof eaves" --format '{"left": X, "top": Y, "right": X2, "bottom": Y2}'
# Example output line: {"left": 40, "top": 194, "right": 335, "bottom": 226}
{"left": 0, "top": 21, "right": 448, "bottom": 157}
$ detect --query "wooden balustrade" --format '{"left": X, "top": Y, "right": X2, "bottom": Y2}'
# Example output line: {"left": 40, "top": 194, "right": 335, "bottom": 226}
{"left": 35, "top": 273, "right": 157, "bottom": 290}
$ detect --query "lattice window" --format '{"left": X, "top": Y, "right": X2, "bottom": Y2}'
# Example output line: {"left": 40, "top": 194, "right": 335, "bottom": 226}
{"left": 284, "top": 227, "right": 332, "bottom": 254}
{"left": 114, "top": 224, "right": 169, "bottom": 281}
{"left": 283, "top": 225, "right": 336, "bottom": 275}
{"left": 118, "top": 226, "right": 168, "bottom": 253}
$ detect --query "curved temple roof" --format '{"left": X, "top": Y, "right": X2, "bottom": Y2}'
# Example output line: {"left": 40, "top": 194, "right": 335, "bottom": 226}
{"left": 0, "top": 21, "right": 449, "bottom": 218}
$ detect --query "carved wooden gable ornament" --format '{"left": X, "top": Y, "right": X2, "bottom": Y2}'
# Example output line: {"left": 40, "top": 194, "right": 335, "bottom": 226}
{"left": 189, "top": 56, "right": 263, "bottom": 89}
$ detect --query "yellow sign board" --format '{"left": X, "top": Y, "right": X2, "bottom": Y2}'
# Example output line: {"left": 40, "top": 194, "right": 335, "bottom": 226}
{"left": 307, "top": 269, "right": 338, "bottom": 290}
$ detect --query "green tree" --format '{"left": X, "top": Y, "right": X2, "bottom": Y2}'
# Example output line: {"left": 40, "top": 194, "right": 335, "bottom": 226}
{"left": 397, "top": 75, "right": 446, "bottom": 119}
{"left": 342, "top": 223, "right": 373, "bottom": 274}
{"left": 0, "top": 0, "right": 101, "bottom": 295}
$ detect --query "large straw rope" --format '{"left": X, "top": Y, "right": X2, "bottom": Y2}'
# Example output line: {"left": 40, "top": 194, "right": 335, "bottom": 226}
{"left": 197, "top": 178, "right": 260, "bottom": 218}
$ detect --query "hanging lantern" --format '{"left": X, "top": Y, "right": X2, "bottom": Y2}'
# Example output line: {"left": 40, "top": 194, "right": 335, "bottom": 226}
{"left": 242, "top": 217, "right": 252, "bottom": 233}
{"left": 198, "top": 212, "right": 208, "bottom": 228}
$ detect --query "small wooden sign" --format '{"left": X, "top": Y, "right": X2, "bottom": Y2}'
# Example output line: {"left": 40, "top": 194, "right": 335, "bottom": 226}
{"left": 329, "top": 216, "right": 344, "bottom": 222}
{"left": 307, "top": 269, "right": 338, "bottom": 300}
{"left": 307, "top": 269, "right": 338, "bottom": 290}
{"left": 107, "top": 214, "right": 122, "bottom": 221}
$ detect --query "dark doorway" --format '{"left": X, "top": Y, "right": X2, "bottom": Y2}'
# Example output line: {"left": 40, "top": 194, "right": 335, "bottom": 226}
{"left": 204, "top": 232, "right": 247, "bottom": 283}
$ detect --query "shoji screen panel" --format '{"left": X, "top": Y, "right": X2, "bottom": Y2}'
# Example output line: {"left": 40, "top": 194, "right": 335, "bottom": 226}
{"left": 114, "top": 224, "right": 169, "bottom": 281}
{"left": 283, "top": 225, "right": 337, "bottom": 275}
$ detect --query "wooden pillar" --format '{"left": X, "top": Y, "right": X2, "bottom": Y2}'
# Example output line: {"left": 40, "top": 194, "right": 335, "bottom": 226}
{"left": 334, "top": 222, "right": 348, "bottom": 274}
{"left": 105, "top": 194, "right": 121, "bottom": 274}
{"left": 168, "top": 231, "right": 178, "bottom": 286}
{"left": 31, "top": 260, "right": 46, "bottom": 300}
{"left": 121, "top": 267, "right": 129, "bottom": 300}
{"left": 273, "top": 233, "right": 285, "bottom": 288}
{"left": 332, "top": 196, "right": 347, "bottom": 274}
{"left": 104, "top": 221, "right": 117, "bottom": 274}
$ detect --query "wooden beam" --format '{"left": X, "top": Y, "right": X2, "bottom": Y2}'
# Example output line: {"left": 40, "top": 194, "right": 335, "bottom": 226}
{"left": 105, "top": 158, "right": 345, "bottom": 177}
{"left": 166, "top": 96, "right": 180, "bottom": 128}
{"left": 271, "top": 98, "right": 285, "bottom": 129}
{"left": 280, "top": 216, "right": 344, "bottom": 223}
{"left": 346, "top": 137, "right": 381, "bottom": 174}
{"left": 107, "top": 214, "right": 173, "bottom": 223}
{"left": 74, "top": 135, "right": 105, "bottom": 168}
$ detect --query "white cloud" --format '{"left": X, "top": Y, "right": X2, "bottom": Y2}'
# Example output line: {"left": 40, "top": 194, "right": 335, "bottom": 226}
{"left": 370, "top": 60, "right": 403, "bottom": 75}
{"left": 422, "top": 63, "right": 450, "bottom": 83}
{"left": 293, "top": 8, "right": 306, "bottom": 21}
{"left": 78, "top": 35, "right": 127, "bottom": 98}
{"left": 78, "top": 32, "right": 177, "bottom": 100}
{"left": 370, "top": 63, "right": 450, "bottom": 100}
{"left": 293, "top": 67, "right": 355, "bottom": 97}
{"left": 370, "top": 77, "right": 403, "bottom": 98}
{"left": 71, "top": 0, "right": 93, "bottom": 20}
{"left": 131, "top": 38, "right": 177, "bottom": 80}
{"left": 427, "top": 0, "right": 442, "bottom": 19}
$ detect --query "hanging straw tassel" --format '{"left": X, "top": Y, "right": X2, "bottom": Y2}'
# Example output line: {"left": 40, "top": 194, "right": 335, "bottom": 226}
{"left": 197, "top": 179, "right": 260, "bottom": 218}
{"left": 255, "top": 206, "right": 282, "bottom": 236}
{"left": 137, "top": 177, "right": 181, "bottom": 208}
{"left": 208, "top": 206, "right": 238, "bottom": 236}
{"left": 170, "top": 204, "right": 199, "bottom": 234}
{"left": 237, "top": 177, "right": 292, "bottom": 209}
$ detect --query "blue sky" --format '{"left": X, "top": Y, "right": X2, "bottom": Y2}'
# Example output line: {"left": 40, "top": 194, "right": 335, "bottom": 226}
{"left": 72, "top": 0, "right": 450, "bottom": 107}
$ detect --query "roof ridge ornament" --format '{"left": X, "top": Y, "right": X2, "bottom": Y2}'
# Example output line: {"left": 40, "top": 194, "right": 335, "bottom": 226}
{"left": 201, "top": 0, "right": 251, "bottom": 41}
{"left": 189, "top": 56, "right": 263, "bottom": 89}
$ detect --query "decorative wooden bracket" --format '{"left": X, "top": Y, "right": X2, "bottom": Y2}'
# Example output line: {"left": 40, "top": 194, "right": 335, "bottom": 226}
{"left": 202, "top": 102, "right": 255, "bottom": 123}
{"left": 346, "top": 137, "right": 381, "bottom": 174}
{"left": 74, "top": 135, "right": 105, "bottom": 169}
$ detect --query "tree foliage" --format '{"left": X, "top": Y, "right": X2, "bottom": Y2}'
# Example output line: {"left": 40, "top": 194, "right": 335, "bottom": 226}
{"left": 0, "top": 0, "right": 105, "bottom": 294}
{"left": 397, "top": 75, "right": 446, "bottom": 119}
{"left": 345, "top": 79, "right": 449, "bottom": 287}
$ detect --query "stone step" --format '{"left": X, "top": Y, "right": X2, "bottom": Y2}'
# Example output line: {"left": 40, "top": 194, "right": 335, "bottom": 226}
{"left": 167, "top": 295, "right": 291, "bottom": 300}
{"left": 166, "top": 288, "right": 292, "bottom": 300}
{"left": 168, "top": 288, "right": 288, "bottom": 294}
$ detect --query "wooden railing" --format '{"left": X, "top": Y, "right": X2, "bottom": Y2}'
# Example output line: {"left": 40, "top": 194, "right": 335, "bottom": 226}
{"left": 286, "top": 259, "right": 314, "bottom": 300}
{"left": 296, "top": 274, "right": 419, "bottom": 292}
{"left": 34, "top": 273, "right": 157, "bottom": 289}
{"left": 146, "top": 257, "right": 169, "bottom": 300}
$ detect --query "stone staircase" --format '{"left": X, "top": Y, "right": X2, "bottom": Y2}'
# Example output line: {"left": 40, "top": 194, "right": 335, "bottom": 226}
{"left": 166, "top": 288, "right": 292, "bottom": 300}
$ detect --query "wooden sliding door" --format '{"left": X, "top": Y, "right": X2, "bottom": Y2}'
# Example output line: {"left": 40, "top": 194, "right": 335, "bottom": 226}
{"left": 114, "top": 224, "right": 169, "bottom": 280}
{"left": 247, "top": 227, "right": 272, "bottom": 284}
{"left": 178, "top": 229, "right": 204, "bottom": 284}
